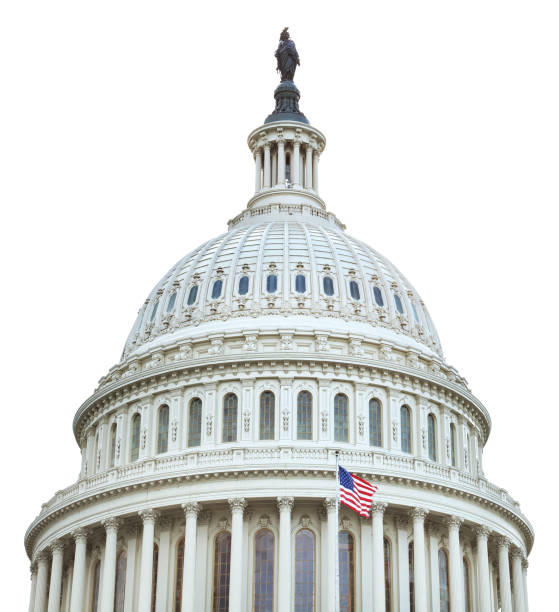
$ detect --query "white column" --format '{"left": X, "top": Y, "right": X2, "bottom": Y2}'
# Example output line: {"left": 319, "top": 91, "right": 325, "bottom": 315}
{"left": 194, "top": 511, "right": 212, "bottom": 611}
{"left": 324, "top": 497, "right": 338, "bottom": 612}
{"left": 447, "top": 516, "right": 465, "bottom": 612}
{"left": 69, "top": 529, "right": 88, "bottom": 612}
{"left": 138, "top": 509, "right": 158, "bottom": 612}
{"left": 29, "top": 564, "right": 38, "bottom": 612}
{"left": 372, "top": 502, "right": 388, "bottom": 612}
{"left": 277, "top": 139, "right": 286, "bottom": 185}
{"left": 497, "top": 537, "right": 513, "bottom": 612}
{"left": 360, "top": 518, "right": 373, "bottom": 611}
{"left": 263, "top": 144, "right": 271, "bottom": 188}
{"left": 34, "top": 551, "right": 50, "bottom": 612}
{"left": 490, "top": 561, "right": 499, "bottom": 612}
{"left": 155, "top": 518, "right": 172, "bottom": 612}
{"left": 181, "top": 502, "right": 200, "bottom": 612}
{"left": 254, "top": 148, "right": 262, "bottom": 193}
{"left": 411, "top": 508, "right": 429, "bottom": 612}
{"left": 428, "top": 524, "right": 440, "bottom": 612}
{"left": 511, "top": 550, "right": 525, "bottom": 612}
{"left": 319, "top": 506, "right": 329, "bottom": 612}
{"left": 292, "top": 140, "right": 301, "bottom": 186}
{"left": 522, "top": 560, "right": 529, "bottom": 612}
{"left": 228, "top": 498, "right": 246, "bottom": 612}
{"left": 62, "top": 566, "right": 73, "bottom": 612}
{"left": 123, "top": 525, "right": 138, "bottom": 612}
{"left": 47, "top": 541, "right": 65, "bottom": 612}
{"left": 100, "top": 517, "right": 121, "bottom": 612}
{"left": 304, "top": 146, "right": 313, "bottom": 189}
{"left": 312, "top": 149, "right": 319, "bottom": 192}
{"left": 277, "top": 497, "right": 294, "bottom": 612}
{"left": 475, "top": 526, "right": 492, "bottom": 612}
{"left": 396, "top": 516, "right": 410, "bottom": 612}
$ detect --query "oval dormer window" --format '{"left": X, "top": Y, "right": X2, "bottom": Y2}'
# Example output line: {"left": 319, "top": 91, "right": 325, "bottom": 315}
{"left": 166, "top": 292, "right": 177, "bottom": 312}
{"left": 349, "top": 281, "right": 360, "bottom": 300}
{"left": 266, "top": 274, "right": 278, "bottom": 293}
{"left": 150, "top": 299, "right": 159, "bottom": 321}
{"left": 323, "top": 276, "right": 334, "bottom": 296}
{"left": 394, "top": 294, "right": 404, "bottom": 314}
{"left": 211, "top": 279, "right": 223, "bottom": 299}
{"left": 373, "top": 286, "right": 384, "bottom": 307}
{"left": 187, "top": 285, "right": 198, "bottom": 306}
{"left": 238, "top": 276, "right": 249, "bottom": 295}
{"left": 295, "top": 274, "right": 306, "bottom": 293}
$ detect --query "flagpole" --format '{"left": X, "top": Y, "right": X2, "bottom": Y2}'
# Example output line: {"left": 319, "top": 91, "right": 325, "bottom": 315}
{"left": 335, "top": 449, "right": 340, "bottom": 612}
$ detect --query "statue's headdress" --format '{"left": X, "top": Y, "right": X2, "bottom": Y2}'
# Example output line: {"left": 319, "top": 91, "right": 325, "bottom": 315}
{"left": 280, "top": 27, "right": 290, "bottom": 41}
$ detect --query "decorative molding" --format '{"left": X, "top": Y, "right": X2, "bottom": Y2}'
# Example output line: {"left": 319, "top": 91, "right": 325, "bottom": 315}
{"left": 139, "top": 509, "right": 160, "bottom": 524}
{"left": 410, "top": 507, "right": 429, "bottom": 521}
{"left": 277, "top": 497, "right": 294, "bottom": 512}
{"left": 323, "top": 497, "right": 337, "bottom": 513}
{"left": 102, "top": 517, "right": 122, "bottom": 532}
{"left": 371, "top": 502, "right": 388, "bottom": 516}
{"left": 228, "top": 498, "right": 247, "bottom": 514}
{"left": 445, "top": 515, "right": 464, "bottom": 530}
{"left": 474, "top": 525, "right": 491, "bottom": 540}
{"left": 182, "top": 502, "right": 201, "bottom": 518}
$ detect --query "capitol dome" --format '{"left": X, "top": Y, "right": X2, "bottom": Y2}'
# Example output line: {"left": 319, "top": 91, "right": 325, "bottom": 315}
{"left": 26, "top": 32, "right": 531, "bottom": 612}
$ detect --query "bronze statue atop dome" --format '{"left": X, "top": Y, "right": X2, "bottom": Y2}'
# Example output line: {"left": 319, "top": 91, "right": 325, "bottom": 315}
{"left": 275, "top": 27, "right": 300, "bottom": 82}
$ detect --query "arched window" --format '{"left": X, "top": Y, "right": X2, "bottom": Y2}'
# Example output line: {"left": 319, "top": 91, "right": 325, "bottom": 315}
{"left": 384, "top": 537, "right": 393, "bottom": 612}
{"left": 323, "top": 276, "right": 334, "bottom": 296}
{"left": 394, "top": 294, "right": 404, "bottom": 314}
{"left": 295, "top": 529, "right": 315, "bottom": 611}
{"left": 295, "top": 274, "right": 306, "bottom": 293}
{"left": 409, "top": 542, "right": 415, "bottom": 612}
{"left": 463, "top": 557, "right": 471, "bottom": 612}
{"left": 373, "top": 286, "right": 384, "bottom": 307}
{"left": 400, "top": 405, "right": 412, "bottom": 454}
{"left": 427, "top": 414, "right": 436, "bottom": 461}
{"left": 286, "top": 152, "right": 291, "bottom": 182}
{"left": 150, "top": 299, "right": 159, "bottom": 322}
{"left": 114, "top": 551, "right": 127, "bottom": 612}
{"left": 110, "top": 423, "right": 117, "bottom": 468}
{"left": 213, "top": 531, "right": 231, "bottom": 612}
{"left": 91, "top": 560, "right": 101, "bottom": 612}
{"left": 334, "top": 394, "right": 349, "bottom": 442}
{"left": 174, "top": 538, "right": 184, "bottom": 612}
{"left": 450, "top": 423, "right": 457, "bottom": 467}
{"left": 167, "top": 291, "right": 177, "bottom": 312}
{"left": 259, "top": 391, "right": 275, "bottom": 440}
{"left": 188, "top": 398, "right": 202, "bottom": 447}
{"left": 266, "top": 274, "right": 278, "bottom": 293}
{"left": 130, "top": 414, "right": 141, "bottom": 461}
{"left": 253, "top": 529, "right": 274, "bottom": 612}
{"left": 349, "top": 281, "right": 360, "bottom": 300}
{"left": 187, "top": 285, "right": 198, "bottom": 306}
{"left": 369, "top": 398, "right": 382, "bottom": 447}
{"left": 222, "top": 393, "right": 238, "bottom": 442}
{"left": 157, "top": 405, "right": 169, "bottom": 454}
{"left": 411, "top": 303, "right": 420, "bottom": 323}
{"left": 211, "top": 280, "right": 223, "bottom": 299}
{"left": 151, "top": 544, "right": 159, "bottom": 612}
{"left": 297, "top": 391, "right": 312, "bottom": 440}
{"left": 239, "top": 276, "right": 249, "bottom": 295}
{"left": 439, "top": 549, "right": 450, "bottom": 612}
{"left": 338, "top": 531, "right": 355, "bottom": 612}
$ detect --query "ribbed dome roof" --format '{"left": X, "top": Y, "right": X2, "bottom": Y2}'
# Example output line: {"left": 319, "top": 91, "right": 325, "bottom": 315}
{"left": 122, "top": 210, "right": 442, "bottom": 360}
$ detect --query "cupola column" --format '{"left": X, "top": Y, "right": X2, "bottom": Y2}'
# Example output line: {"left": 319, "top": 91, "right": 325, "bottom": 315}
{"left": 277, "top": 497, "right": 294, "bottom": 612}
{"left": 181, "top": 502, "right": 200, "bottom": 612}
{"left": 411, "top": 508, "right": 429, "bottom": 612}
{"left": 34, "top": 551, "right": 49, "bottom": 612}
{"left": 475, "top": 526, "right": 492, "bottom": 612}
{"left": 371, "top": 502, "right": 388, "bottom": 612}
{"left": 138, "top": 510, "right": 159, "bottom": 612}
{"left": 69, "top": 529, "right": 88, "bottom": 612}
{"left": 47, "top": 541, "right": 65, "bottom": 612}
{"left": 263, "top": 144, "right": 271, "bottom": 188}
{"left": 28, "top": 564, "right": 38, "bottom": 612}
{"left": 446, "top": 516, "right": 465, "bottom": 612}
{"left": 254, "top": 148, "right": 262, "bottom": 193}
{"left": 277, "top": 138, "right": 286, "bottom": 185}
{"left": 304, "top": 145, "right": 313, "bottom": 189}
{"left": 100, "top": 518, "right": 121, "bottom": 612}
{"left": 228, "top": 498, "right": 247, "bottom": 611}
{"left": 511, "top": 550, "right": 526, "bottom": 612}
{"left": 312, "top": 148, "right": 319, "bottom": 191}
{"left": 497, "top": 537, "right": 513, "bottom": 612}
{"left": 522, "top": 560, "right": 529, "bottom": 611}
{"left": 292, "top": 140, "right": 301, "bottom": 186}
{"left": 324, "top": 497, "right": 337, "bottom": 612}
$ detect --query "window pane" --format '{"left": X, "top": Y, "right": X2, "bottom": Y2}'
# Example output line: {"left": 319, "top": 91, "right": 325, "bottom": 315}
{"left": 334, "top": 394, "right": 349, "bottom": 442}
{"left": 400, "top": 406, "right": 411, "bottom": 453}
{"left": 349, "top": 281, "right": 360, "bottom": 300}
{"left": 157, "top": 405, "right": 169, "bottom": 454}
{"left": 92, "top": 561, "right": 101, "bottom": 612}
{"left": 213, "top": 532, "right": 231, "bottom": 612}
{"left": 384, "top": 538, "right": 392, "bottom": 612}
{"left": 114, "top": 551, "right": 127, "bottom": 612}
{"left": 259, "top": 392, "right": 275, "bottom": 440}
{"left": 150, "top": 300, "right": 159, "bottom": 321}
{"left": 266, "top": 274, "right": 278, "bottom": 293}
{"left": 338, "top": 531, "right": 355, "bottom": 612}
{"left": 174, "top": 539, "right": 184, "bottom": 612}
{"left": 187, "top": 285, "right": 198, "bottom": 306}
{"left": 239, "top": 276, "right": 249, "bottom": 295}
{"left": 131, "top": 414, "right": 141, "bottom": 461}
{"left": 188, "top": 398, "right": 202, "bottom": 447}
{"left": 212, "top": 280, "right": 223, "bottom": 299}
{"left": 323, "top": 276, "right": 334, "bottom": 296}
{"left": 167, "top": 292, "right": 177, "bottom": 312}
{"left": 373, "top": 286, "right": 384, "bottom": 307}
{"left": 254, "top": 530, "right": 274, "bottom": 612}
{"left": 222, "top": 394, "right": 238, "bottom": 442}
{"left": 369, "top": 399, "right": 382, "bottom": 447}
{"left": 297, "top": 391, "right": 312, "bottom": 440}
{"left": 295, "top": 529, "right": 315, "bottom": 612}
{"left": 439, "top": 550, "right": 450, "bottom": 612}
{"left": 428, "top": 414, "right": 436, "bottom": 461}
{"left": 394, "top": 294, "right": 404, "bottom": 314}
{"left": 411, "top": 303, "right": 419, "bottom": 322}
{"left": 295, "top": 274, "right": 306, "bottom": 293}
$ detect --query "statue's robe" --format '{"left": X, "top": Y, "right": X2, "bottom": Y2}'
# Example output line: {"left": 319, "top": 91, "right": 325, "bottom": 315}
{"left": 275, "top": 39, "right": 299, "bottom": 81}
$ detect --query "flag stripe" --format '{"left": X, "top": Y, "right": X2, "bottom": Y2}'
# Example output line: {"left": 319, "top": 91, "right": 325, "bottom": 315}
{"left": 338, "top": 466, "right": 378, "bottom": 518}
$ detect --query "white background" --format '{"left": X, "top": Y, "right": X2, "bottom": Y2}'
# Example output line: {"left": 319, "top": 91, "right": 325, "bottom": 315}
{"left": 1, "top": 0, "right": 557, "bottom": 607}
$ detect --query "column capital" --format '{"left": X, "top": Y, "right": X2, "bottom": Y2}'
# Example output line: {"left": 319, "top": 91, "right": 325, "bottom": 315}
{"left": 35, "top": 549, "right": 50, "bottom": 563}
{"left": 50, "top": 539, "right": 65, "bottom": 554}
{"left": 445, "top": 515, "right": 464, "bottom": 530}
{"left": 101, "top": 517, "right": 122, "bottom": 533}
{"left": 323, "top": 497, "right": 338, "bottom": 513}
{"left": 71, "top": 527, "right": 89, "bottom": 542}
{"left": 371, "top": 501, "right": 388, "bottom": 516}
{"left": 410, "top": 506, "right": 429, "bottom": 521}
{"left": 277, "top": 496, "right": 294, "bottom": 512}
{"left": 30, "top": 562, "right": 38, "bottom": 575}
{"left": 474, "top": 524, "right": 491, "bottom": 539}
{"left": 522, "top": 558, "right": 529, "bottom": 570}
{"left": 139, "top": 508, "right": 160, "bottom": 524}
{"left": 182, "top": 502, "right": 201, "bottom": 518}
{"left": 497, "top": 535, "right": 511, "bottom": 550}
{"left": 510, "top": 547, "right": 524, "bottom": 560}
{"left": 228, "top": 497, "right": 247, "bottom": 514}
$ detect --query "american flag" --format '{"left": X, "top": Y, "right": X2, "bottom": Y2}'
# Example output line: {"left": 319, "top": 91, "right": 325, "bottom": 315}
{"left": 338, "top": 466, "right": 378, "bottom": 518}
